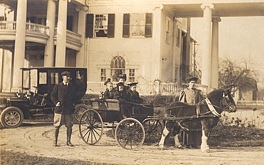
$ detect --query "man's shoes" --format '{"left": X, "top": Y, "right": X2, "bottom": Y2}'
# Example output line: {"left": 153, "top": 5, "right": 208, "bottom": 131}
{"left": 53, "top": 140, "right": 58, "bottom": 147}
{"left": 66, "top": 141, "right": 74, "bottom": 147}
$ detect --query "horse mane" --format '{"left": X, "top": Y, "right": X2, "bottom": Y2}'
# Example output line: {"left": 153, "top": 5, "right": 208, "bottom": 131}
{"left": 207, "top": 88, "right": 224, "bottom": 98}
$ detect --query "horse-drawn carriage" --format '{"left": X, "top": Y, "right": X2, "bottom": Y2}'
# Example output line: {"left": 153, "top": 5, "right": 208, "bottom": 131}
{"left": 78, "top": 98, "right": 163, "bottom": 149}
{"left": 77, "top": 86, "right": 237, "bottom": 151}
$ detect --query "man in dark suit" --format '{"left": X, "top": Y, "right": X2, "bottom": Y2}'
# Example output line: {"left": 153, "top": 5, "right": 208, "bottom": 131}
{"left": 51, "top": 71, "right": 77, "bottom": 147}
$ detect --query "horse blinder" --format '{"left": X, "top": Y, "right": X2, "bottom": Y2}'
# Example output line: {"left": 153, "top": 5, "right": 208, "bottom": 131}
{"left": 222, "top": 90, "right": 236, "bottom": 113}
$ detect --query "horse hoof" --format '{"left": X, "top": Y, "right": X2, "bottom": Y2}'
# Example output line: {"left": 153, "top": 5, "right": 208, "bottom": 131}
{"left": 201, "top": 148, "right": 210, "bottom": 153}
{"left": 176, "top": 145, "right": 184, "bottom": 149}
{"left": 159, "top": 144, "right": 164, "bottom": 149}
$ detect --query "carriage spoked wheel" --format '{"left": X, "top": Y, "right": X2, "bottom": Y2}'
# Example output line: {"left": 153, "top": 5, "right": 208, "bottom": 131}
{"left": 79, "top": 109, "right": 103, "bottom": 145}
{"left": 74, "top": 104, "right": 90, "bottom": 123}
{"left": 142, "top": 118, "right": 163, "bottom": 144}
{"left": 115, "top": 118, "right": 145, "bottom": 150}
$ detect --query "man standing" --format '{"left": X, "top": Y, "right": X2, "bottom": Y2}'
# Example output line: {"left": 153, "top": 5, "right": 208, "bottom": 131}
{"left": 51, "top": 71, "right": 77, "bottom": 147}
{"left": 179, "top": 76, "right": 204, "bottom": 148}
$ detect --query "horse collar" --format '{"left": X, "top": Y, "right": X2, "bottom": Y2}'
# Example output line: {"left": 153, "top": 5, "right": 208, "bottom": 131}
{"left": 205, "top": 98, "right": 221, "bottom": 117}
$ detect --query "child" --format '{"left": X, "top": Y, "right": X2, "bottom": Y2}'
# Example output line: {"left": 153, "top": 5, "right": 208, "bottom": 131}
{"left": 104, "top": 78, "right": 115, "bottom": 99}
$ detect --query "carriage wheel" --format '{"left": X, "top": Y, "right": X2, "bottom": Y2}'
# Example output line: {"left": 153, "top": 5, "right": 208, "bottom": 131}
{"left": 79, "top": 109, "right": 103, "bottom": 145}
{"left": 74, "top": 104, "right": 90, "bottom": 123}
{"left": 115, "top": 118, "right": 145, "bottom": 150}
{"left": 142, "top": 119, "right": 163, "bottom": 144}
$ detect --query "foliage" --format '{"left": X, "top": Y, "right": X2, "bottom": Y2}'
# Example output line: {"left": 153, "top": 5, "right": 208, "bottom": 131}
{"left": 218, "top": 57, "right": 259, "bottom": 91}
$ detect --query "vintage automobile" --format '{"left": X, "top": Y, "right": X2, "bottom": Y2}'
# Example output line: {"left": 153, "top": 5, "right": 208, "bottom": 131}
{"left": 0, "top": 67, "right": 88, "bottom": 128}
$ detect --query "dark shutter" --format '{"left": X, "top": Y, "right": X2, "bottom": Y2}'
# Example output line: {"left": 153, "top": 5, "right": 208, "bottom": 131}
{"left": 107, "top": 14, "right": 115, "bottom": 38}
{"left": 145, "top": 13, "right": 152, "bottom": 38}
{"left": 86, "top": 14, "right": 94, "bottom": 38}
{"left": 123, "top": 14, "right": 130, "bottom": 38}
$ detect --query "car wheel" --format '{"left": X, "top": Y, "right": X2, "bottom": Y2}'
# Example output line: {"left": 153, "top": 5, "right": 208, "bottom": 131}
{"left": 0, "top": 106, "right": 24, "bottom": 128}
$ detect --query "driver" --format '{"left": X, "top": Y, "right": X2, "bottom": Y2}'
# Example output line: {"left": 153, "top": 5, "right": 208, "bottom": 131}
{"left": 178, "top": 76, "right": 204, "bottom": 149}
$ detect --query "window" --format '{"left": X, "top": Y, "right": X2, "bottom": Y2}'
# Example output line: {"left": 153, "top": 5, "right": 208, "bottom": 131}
{"left": 111, "top": 56, "right": 125, "bottom": 82}
{"left": 128, "top": 69, "right": 135, "bottom": 82}
{"left": 123, "top": 13, "right": 152, "bottom": 38}
{"left": 86, "top": 14, "right": 115, "bottom": 38}
{"left": 100, "top": 69, "right": 106, "bottom": 82}
{"left": 165, "top": 17, "right": 170, "bottom": 43}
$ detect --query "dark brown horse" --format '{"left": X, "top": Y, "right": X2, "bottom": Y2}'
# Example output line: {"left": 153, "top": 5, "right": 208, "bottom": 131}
{"left": 158, "top": 87, "right": 237, "bottom": 152}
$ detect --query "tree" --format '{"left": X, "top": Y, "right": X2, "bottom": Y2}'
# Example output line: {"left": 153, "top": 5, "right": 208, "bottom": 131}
{"left": 218, "top": 57, "right": 259, "bottom": 100}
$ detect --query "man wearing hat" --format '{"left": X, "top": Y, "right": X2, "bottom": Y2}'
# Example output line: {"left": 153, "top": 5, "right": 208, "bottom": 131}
{"left": 50, "top": 71, "right": 77, "bottom": 147}
{"left": 126, "top": 82, "right": 143, "bottom": 104}
{"left": 178, "top": 76, "right": 204, "bottom": 148}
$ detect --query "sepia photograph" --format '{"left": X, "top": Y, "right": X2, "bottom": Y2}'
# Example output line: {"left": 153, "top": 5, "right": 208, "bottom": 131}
{"left": 0, "top": 0, "right": 264, "bottom": 164}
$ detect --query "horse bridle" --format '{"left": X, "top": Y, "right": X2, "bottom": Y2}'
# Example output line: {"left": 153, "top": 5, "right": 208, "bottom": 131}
{"left": 220, "top": 90, "right": 236, "bottom": 112}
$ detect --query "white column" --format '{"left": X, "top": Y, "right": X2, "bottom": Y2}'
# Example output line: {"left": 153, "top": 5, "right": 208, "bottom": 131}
{"left": 211, "top": 16, "right": 221, "bottom": 89}
{"left": 12, "top": 0, "right": 27, "bottom": 92}
{"left": 44, "top": 0, "right": 56, "bottom": 67}
{"left": 152, "top": 6, "right": 162, "bottom": 80}
{"left": 55, "top": 0, "right": 68, "bottom": 67}
{"left": 76, "top": 6, "right": 87, "bottom": 67}
{"left": 200, "top": 3, "right": 214, "bottom": 92}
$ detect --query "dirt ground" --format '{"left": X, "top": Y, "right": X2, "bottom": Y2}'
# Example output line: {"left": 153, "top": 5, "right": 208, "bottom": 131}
{"left": 1, "top": 121, "right": 264, "bottom": 165}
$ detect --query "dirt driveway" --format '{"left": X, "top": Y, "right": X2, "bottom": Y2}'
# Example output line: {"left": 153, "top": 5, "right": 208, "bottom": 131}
{"left": 1, "top": 122, "right": 264, "bottom": 165}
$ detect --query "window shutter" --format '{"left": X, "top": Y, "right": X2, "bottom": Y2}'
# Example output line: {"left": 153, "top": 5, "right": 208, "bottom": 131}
{"left": 86, "top": 14, "right": 94, "bottom": 38}
{"left": 123, "top": 14, "right": 130, "bottom": 38}
{"left": 107, "top": 14, "right": 115, "bottom": 38}
{"left": 145, "top": 13, "right": 152, "bottom": 38}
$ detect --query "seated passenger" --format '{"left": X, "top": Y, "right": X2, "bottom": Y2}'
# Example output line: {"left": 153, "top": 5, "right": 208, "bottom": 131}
{"left": 126, "top": 82, "right": 143, "bottom": 104}
{"left": 113, "top": 82, "right": 129, "bottom": 118}
{"left": 114, "top": 74, "right": 129, "bottom": 92}
{"left": 104, "top": 78, "right": 115, "bottom": 99}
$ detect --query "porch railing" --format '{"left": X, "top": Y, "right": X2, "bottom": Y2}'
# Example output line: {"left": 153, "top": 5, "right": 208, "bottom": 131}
{"left": 86, "top": 81, "right": 208, "bottom": 96}
{"left": 0, "top": 21, "right": 49, "bottom": 35}
{"left": 86, "top": 81, "right": 181, "bottom": 96}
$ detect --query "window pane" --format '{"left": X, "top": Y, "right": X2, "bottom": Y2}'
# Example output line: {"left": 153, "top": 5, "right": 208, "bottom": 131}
{"left": 111, "top": 56, "right": 126, "bottom": 82}
{"left": 101, "top": 69, "right": 106, "bottom": 82}
{"left": 95, "top": 14, "right": 108, "bottom": 37}
{"left": 39, "top": 72, "right": 47, "bottom": 84}
{"left": 130, "top": 13, "right": 145, "bottom": 36}
{"left": 129, "top": 69, "right": 135, "bottom": 82}
{"left": 145, "top": 13, "right": 152, "bottom": 37}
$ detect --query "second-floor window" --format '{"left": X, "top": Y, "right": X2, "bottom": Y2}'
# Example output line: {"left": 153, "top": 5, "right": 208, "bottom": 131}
{"left": 86, "top": 14, "right": 115, "bottom": 38}
{"left": 123, "top": 13, "right": 152, "bottom": 38}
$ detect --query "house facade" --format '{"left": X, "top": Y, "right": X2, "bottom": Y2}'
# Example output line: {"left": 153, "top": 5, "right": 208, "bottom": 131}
{"left": 0, "top": 0, "right": 198, "bottom": 94}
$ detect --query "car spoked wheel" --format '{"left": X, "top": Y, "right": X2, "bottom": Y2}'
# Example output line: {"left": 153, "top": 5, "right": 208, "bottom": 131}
{"left": 0, "top": 106, "right": 24, "bottom": 128}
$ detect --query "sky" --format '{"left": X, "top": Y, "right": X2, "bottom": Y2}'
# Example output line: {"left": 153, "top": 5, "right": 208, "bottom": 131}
{"left": 191, "top": 16, "right": 264, "bottom": 88}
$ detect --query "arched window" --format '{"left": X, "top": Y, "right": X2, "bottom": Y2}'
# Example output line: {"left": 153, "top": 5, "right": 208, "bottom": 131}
{"left": 111, "top": 56, "right": 125, "bottom": 82}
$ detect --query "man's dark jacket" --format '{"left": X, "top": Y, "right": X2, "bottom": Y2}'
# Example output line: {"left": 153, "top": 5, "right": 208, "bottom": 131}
{"left": 50, "top": 82, "right": 77, "bottom": 115}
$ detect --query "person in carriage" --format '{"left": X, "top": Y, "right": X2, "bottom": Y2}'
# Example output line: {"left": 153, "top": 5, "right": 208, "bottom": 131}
{"left": 103, "top": 78, "right": 115, "bottom": 99}
{"left": 116, "top": 74, "right": 129, "bottom": 92}
{"left": 178, "top": 76, "right": 204, "bottom": 148}
{"left": 126, "top": 82, "right": 143, "bottom": 104}
{"left": 113, "top": 82, "right": 129, "bottom": 118}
